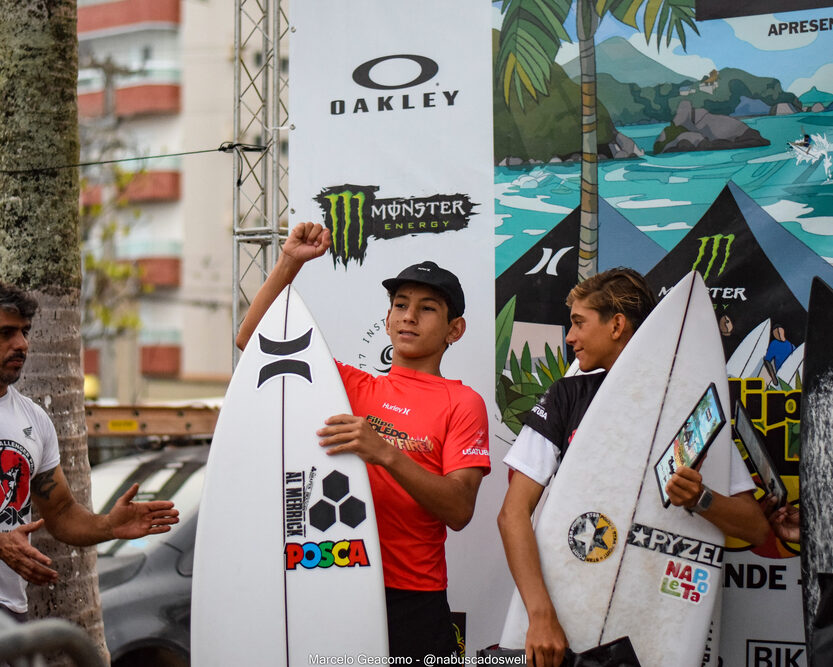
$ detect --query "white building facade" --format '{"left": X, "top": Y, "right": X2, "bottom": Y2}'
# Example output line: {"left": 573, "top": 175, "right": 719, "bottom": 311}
{"left": 78, "top": 0, "right": 236, "bottom": 402}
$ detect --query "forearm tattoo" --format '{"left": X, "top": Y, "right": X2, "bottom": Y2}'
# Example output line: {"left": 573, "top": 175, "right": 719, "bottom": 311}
{"left": 32, "top": 468, "right": 58, "bottom": 500}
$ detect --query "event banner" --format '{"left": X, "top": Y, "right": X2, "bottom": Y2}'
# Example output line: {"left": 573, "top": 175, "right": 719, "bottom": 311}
{"left": 289, "top": 0, "right": 833, "bottom": 662}
{"left": 492, "top": 2, "right": 832, "bottom": 666}
{"left": 289, "top": 0, "right": 503, "bottom": 656}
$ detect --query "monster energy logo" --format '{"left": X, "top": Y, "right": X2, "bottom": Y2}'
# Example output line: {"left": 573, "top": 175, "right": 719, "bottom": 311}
{"left": 692, "top": 234, "right": 735, "bottom": 280}
{"left": 315, "top": 185, "right": 378, "bottom": 267}
{"left": 326, "top": 190, "right": 368, "bottom": 257}
{"left": 315, "top": 184, "right": 476, "bottom": 266}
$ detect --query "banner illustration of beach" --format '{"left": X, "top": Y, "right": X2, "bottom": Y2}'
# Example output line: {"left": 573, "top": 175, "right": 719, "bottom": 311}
{"left": 493, "top": 2, "right": 832, "bottom": 664}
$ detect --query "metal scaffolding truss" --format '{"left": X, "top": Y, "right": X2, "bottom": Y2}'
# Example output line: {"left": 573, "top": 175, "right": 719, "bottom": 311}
{"left": 231, "top": 0, "right": 289, "bottom": 364}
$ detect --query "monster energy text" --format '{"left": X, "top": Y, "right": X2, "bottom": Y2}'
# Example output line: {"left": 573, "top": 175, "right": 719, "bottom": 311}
{"left": 315, "top": 184, "right": 476, "bottom": 266}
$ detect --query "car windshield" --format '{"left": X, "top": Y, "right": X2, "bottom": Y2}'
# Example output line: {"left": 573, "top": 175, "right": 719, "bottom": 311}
{"left": 91, "top": 449, "right": 206, "bottom": 557}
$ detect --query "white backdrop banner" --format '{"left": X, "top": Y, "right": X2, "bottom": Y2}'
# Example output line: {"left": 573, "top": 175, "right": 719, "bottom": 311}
{"left": 289, "top": 0, "right": 509, "bottom": 656}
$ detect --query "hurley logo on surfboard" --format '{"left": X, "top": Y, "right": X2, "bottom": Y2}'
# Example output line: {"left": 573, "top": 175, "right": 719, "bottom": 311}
{"left": 256, "top": 328, "right": 314, "bottom": 387}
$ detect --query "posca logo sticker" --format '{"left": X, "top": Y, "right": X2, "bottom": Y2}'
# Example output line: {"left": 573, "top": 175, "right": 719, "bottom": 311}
{"left": 284, "top": 540, "right": 369, "bottom": 571}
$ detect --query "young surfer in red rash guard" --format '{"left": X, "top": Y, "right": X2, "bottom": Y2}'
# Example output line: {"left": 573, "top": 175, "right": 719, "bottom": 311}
{"left": 237, "top": 222, "right": 490, "bottom": 661}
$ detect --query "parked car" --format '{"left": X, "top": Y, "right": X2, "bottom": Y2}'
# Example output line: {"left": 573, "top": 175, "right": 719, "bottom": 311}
{"left": 91, "top": 446, "right": 208, "bottom": 667}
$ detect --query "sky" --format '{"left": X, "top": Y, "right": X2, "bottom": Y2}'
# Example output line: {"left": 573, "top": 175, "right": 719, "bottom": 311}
{"left": 491, "top": 3, "right": 833, "bottom": 95}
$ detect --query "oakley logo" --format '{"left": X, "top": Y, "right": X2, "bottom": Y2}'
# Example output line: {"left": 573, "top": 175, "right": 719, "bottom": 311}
{"left": 352, "top": 54, "right": 439, "bottom": 90}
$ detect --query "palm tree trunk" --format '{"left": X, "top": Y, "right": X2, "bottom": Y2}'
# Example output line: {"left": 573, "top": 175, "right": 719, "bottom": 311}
{"left": 0, "top": 1, "right": 108, "bottom": 663}
{"left": 576, "top": 0, "right": 600, "bottom": 280}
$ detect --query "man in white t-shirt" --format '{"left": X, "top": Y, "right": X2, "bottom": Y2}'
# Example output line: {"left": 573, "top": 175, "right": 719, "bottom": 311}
{"left": 0, "top": 282, "right": 180, "bottom": 620}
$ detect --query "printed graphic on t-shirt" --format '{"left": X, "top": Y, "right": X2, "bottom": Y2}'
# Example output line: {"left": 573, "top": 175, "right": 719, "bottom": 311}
{"left": 462, "top": 428, "right": 488, "bottom": 456}
{"left": 0, "top": 440, "right": 34, "bottom": 527}
{"left": 365, "top": 415, "right": 433, "bottom": 453}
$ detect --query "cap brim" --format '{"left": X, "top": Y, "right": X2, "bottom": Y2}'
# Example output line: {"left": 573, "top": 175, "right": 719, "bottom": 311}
{"left": 381, "top": 278, "right": 402, "bottom": 293}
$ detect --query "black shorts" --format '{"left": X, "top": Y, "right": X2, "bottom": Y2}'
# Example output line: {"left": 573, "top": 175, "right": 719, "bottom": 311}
{"left": 385, "top": 587, "right": 457, "bottom": 660}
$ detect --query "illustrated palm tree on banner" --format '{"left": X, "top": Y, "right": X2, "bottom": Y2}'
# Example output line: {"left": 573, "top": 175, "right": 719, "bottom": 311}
{"left": 497, "top": 0, "right": 698, "bottom": 279}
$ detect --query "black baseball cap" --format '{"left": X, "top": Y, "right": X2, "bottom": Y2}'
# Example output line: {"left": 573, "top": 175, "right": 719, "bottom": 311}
{"left": 382, "top": 261, "right": 465, "bottom": 318}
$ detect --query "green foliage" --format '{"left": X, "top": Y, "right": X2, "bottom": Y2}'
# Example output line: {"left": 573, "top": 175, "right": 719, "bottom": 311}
{"left": 113, "top": 165, "right": 135, "bottom": 191}
{"left": 653, "top": 122, "right": 686, "bottom": 152}
{"left": 665, "top": 68, "right": 799, "bottom": 118}
{"left": 495, "top": 299, "right": 570, "bottom": 435}
{"left": 594, "top": 72, "right": 689, "bottom": 126}
{"left": 492, "top": 31, "right": 617, "bottom": 162}
{"left": 615, "top": 67, "right": 801, "bottom": 133}
{"left": 598, "top": 0, "right": 698, "bottom": 49}
{"left": 787, "top": 421, "right": 800, "bottom": 459}
{"left": 493, "top": 1, "right": 692, "bottom": 162}
{"left": 79, "top": 167, "right": 146, "bottom": 344}
{"left": 81, "top": 252, "right": 145, "bottom": 341}
{"left": 497, "top": 0, "right": 698, "bottom": 113}
{"left": 496, "top": 0, "right": 572, "bottom": 109}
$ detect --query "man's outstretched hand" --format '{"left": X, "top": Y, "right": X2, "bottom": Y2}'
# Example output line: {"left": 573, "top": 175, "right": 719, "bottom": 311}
{"left": 106, "top": 483, "right": 180, "bottom": 540}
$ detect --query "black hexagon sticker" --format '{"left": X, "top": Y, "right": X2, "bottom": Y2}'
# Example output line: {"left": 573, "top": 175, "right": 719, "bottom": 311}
{"left": 322, "top": 470, "right": 349, "bottom": 502}
{"left": 309, "top": 499, "right": 336, "bottom": 531}
{"left": 339, "top": 496, "right": 366, "bottom": 528}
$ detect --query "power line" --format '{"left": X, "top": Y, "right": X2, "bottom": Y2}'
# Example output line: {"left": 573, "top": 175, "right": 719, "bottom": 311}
{"left": 0, "top": 142, "right": 266, "bottom": 176}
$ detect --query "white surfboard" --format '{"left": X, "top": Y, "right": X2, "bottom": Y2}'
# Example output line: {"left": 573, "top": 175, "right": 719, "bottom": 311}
{"left": 726, "top": 318, "right": 770, "bottom": 379}
{"left": 776, "top": 342, "right": 804, "bottom": 388}
{"left": 500, "top": 272, "right": 733, "bottom": 666}
{"left": 191, "top": 285, "right": 387, "bottom": 666}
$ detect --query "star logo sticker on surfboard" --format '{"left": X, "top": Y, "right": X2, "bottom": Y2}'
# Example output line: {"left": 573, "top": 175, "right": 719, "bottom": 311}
{"left": 256, "top": 328, "right": 314, "bottom": 387}
{"left": 568, "top": 512, "right": 618, "bottom": 563}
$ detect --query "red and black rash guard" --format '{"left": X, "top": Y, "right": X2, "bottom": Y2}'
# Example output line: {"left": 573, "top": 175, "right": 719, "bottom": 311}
{"left": 523, "top": 372, "right": 607, "bottom": 458}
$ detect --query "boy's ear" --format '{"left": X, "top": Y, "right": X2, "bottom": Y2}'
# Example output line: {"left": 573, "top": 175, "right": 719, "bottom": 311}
{"left": 446, "top": 316, "right": 466, "bottom": 345}
{"left": 610, "top": 313, "right": 628, "bottom": 340}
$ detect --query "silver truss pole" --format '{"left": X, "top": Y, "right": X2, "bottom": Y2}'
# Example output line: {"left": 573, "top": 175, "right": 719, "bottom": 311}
{"left": 232, "top": 0, "right": 290, "bottom": 367}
